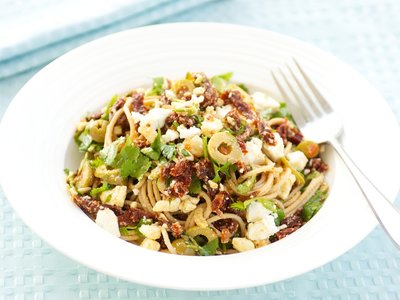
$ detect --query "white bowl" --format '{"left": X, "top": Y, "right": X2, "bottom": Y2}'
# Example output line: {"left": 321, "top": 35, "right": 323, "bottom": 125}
{"left": 0, "top": 23, "right": 399, "bottom": 290}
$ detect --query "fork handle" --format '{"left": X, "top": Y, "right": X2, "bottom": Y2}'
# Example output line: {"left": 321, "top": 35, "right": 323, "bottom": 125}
{"left": 329, "top": 138, "right": 400, "bottom": 248}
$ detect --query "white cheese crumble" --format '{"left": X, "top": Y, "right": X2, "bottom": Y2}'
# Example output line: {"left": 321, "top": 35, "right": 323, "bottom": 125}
{"left": 278, "top": 173, "right": 296, "bottom": 200}
{"left": 246, "top": 201, "right": 271, "bottom": 223}
{"left": 139, "top": 224, "right": 162, "bottom": 240}
{"left": 232, "top": 237, "right": 255, "bottom": 252}
{"left": 252, "top": 92, "right": 281, "bottom": 112}
{"left": 215, "top": 105, "right": 232, "bottom": 119}
{"left": 201, "top": 114, "right": 223, "bottom": 137}
{"left": 193, "top": 86, "right": 205, "bottom": 95}
{"left": 164, "top": 89, "right": 175, "bottom": 99}
{"left": 137, "top": 107, "right": 173, "bottom": 142}
{"left": 183, "top": 135, "right": 204, "bottom": 157}
{"left": 264, "top": 132, "right": 285, "bottom": 161}
{"left": 287, "top": 151, "right": 308, "bottom": 171}
{"left": 179, "top": 195, "right": 200, "bottom": 213}
{"left": 131, "top": 112, "right": 144, "bottom": 124}
{"left": 243, "top": 137, "right": 266, "bottom": 166}
{"left": 153, "top": 198, "right": 181, "bottom": 212}
{"left": 95, "top": 208, "right": 121, "bottom": 237}
{"left": 140, "top": 238, "right": 160, "bottom": 251}
{"left": 99, "top": 186, "right": 127, "bottom": 208}
{"left": 177, "top": 125, "right": 201, "bottom": 139}
{"left": 245, "top": 201, "right": 279, "bottom": 241}
{"left": 162, "top": 129, "right": 179, "bottom": 143}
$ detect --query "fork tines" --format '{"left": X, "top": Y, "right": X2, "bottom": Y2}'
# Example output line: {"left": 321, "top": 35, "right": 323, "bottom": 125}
{"left": 271, "top": 58, "right": 333, "bottom": 127}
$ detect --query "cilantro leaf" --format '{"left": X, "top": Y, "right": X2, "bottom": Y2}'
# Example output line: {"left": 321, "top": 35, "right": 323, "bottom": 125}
{"left": 216, "top": 72, "right": 233, "bottom": 81}
{"left": 129, "top": 155, "right": 151, "bottom": 179}
{"left": 237, "top": 176, "right": 256, "bottom": 195}
{"left": 185, "top": 236, "right": 220, "bottom": 256}
{"left": 231, "top": 197, "right": 278, "bottom": 212}
{"left": 141, "top": 147, "right": 160, "bottom": 160}
{"left": 181, "top": 149, "right": 191, "bottom": 157}
{"left": 161, "top": 144, "right": 176, "bottom": 160}
{"left": 114, "top": 139, "right": 151, "bottom": 179}
{"left": 142, "top": 129, "right": 162, "bottom": 160}
{"left": 237, "top": 83, "right": 249, "bottom": 93}
{"left": 63, "top": 168, "right": 70, "bottom": 175}
{"left": 151, "top": 130, "right": 162, "bottom": 155}
{"left": 301, "top": 190, "right": 328, "bottom": 221}
{"left": 146, "top": 77, "right": 164, "bottom": 96}
{"left": 89, "top": 157, "right": 104, "bottom": 168}
{"left": 211, "top": 72, "right": 233, "bottom": 92}
{"left": 212, "top": 161, "right": 237, "bottom": 183}
{"left": 198, "top": 238, "right": 219, "bottom": 256}
{"left": 189, "top": 176, "right": 202, "bottom": 194}
{"left": 102, "top": 95, "right": 118, "bottom": 121}
{"left": 90, "top": 182, "right": 112, "bottom": 197}
{"left": 275, "top": 209, "right": 285, "bottom": 225}
{"left": 119, "top": 218, "right": 152, "bottom": 237}
{"left": 114, "top": 139, "right": 140, "bottom": 166}
{"left": 230, "top": 201, "right": 246, "bottom": 211}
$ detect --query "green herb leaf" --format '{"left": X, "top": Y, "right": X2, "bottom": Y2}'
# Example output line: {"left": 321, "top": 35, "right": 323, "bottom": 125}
{"left": 275, "top": 209, "right": 285, "bottom": 226}
{"left": 198, "top": 238, "right": 219, "bottom": 256}
{"left": 185, "top": 235, "right": 220, "bottom": 256}
{"left": 146, "top": 77, "right": 164, "bottom": 96}
{"left": 181, "top": 149, "right": 191, "bottom": 157}
{"left": 119, "top": 218, "right": 152, "bottom": 236}
{"left": 237, "top": 83, "right": 249, "bottom": 93}
{"left": 189, "top": 176, "right": 202, "bottom": 194}
{"left": 211, "top": 72, "right": 233, "bottom": 92}
{"left": 141, "top": 147, "right": 160, "bottom": 160}
{"left": 63, "top": 168, "right": 70, "bottom": 175}
{"left": 89, "top": 157, "right": 104, "bottom": 168}
{"left": 102, "top": 95, "right": 118, "bottom": 121}
{"left": 212, "top": 161, "right": 237, "bottom": 183}
{"left": 90, "top": 182, "right": 112, "bottom": 197}
{"left": 161, "top": 144, "right": 176, "bottom": 160}
{"left": 230, "top": 197, "right": 278, "bottom": 212}
{"left": 236, "top": 176, "right": 256, "bottom": 195}
{"left": 114, "top": 139, "right": 151, "bottom": 179}
{"left": 202, "top": 136, "right": 209, "bottom": 159}
{"left": 272, "top": 102, "right": 295, "bottom": 123}
{"left": 216, "top": 72, "right": 233, "bottom": 81}
{"left": 230, "top": 201, "right": 246, "bottom": 211}
{"left": 301, "top": 190, "right": 328, "bottom": 221}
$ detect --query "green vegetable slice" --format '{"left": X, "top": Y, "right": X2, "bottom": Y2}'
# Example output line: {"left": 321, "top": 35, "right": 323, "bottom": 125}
{"left": 146, "top": 77, "right": 164, "bottom": 96}
{"left": 102, "top": 94, "right": 118, "bottom": 121}
{"left": 301, "top": 190, "right": 328, "bottom": 221}
{"left": 90, "top": 182, "right": 113, "bottom": 197}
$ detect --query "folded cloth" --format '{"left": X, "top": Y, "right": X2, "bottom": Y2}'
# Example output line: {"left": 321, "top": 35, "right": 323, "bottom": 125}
{"left": 0, "top": 0, "right": 217, "bottom": 80}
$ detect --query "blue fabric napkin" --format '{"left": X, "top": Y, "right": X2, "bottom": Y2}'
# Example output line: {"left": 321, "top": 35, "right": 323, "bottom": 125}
{"left": 0, "top": 0, "right": 217, "bottom": 80}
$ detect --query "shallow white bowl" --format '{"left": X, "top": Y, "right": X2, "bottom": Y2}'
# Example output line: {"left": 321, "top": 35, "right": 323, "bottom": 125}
{"left": 0, "top": 23, "right": 399, "bottom": 290}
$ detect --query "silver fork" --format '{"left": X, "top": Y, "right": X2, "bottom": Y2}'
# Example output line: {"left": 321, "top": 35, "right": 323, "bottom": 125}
{"left": 271, "top": 59, "right": 400, "bottom": 248}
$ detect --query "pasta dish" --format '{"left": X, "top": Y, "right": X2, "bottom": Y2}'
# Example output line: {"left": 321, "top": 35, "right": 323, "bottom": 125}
{"left": 65, "top": 72, "right": 329, "bottom": 255}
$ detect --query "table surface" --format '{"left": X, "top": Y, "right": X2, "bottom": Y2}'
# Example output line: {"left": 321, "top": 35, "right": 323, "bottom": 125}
{"left": 1, "top": 0, "right": 400, "bottom": 299}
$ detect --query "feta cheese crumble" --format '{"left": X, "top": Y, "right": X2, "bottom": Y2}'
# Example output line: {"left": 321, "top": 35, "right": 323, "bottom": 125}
{"left": 95, "top": 208, "right": 120, "bottom": 237}
{"left": 243, "top": 137, "right": 266, "bottom": 165}
{"left": 252, "top": 92, "right": 280, "bottom": 112}
{"left": 286, "top": 151, "right": 308, "bottom": 171}
{"left": 263, "top": 132, "right": 285, "bottom": 161}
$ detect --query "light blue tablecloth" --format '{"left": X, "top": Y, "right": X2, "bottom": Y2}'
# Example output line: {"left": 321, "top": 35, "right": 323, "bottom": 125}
{"left": 1, "top": 0, "right": 399, "bottom": 299}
